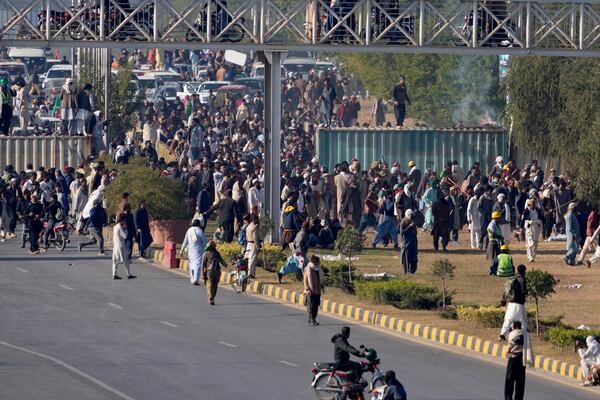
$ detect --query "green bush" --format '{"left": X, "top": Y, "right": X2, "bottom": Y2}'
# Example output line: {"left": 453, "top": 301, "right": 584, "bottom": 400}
{"left": 321, "top": 261, "right": 355, "bottom": 294}
{"left": 456, "top": 305, "right": 535, "bottom": 328}
{"left": 355, "top": 280, "right": 449, "bottom": 310}
{"left": 545, "top": 326, "right": 600, "bottom": 349}
{"left": 257, "top": 243, "right": 286, "bottom": 272}
{"left": 105, "top": 160, "right": 190, "bottom": 220}
{"left": 217, "top": 243, "right": 244, "bottom": 262}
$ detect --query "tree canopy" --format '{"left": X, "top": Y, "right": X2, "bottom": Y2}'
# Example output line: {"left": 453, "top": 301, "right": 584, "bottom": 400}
{"left": 338, "top": 53, "right": 503, "bottom": 127}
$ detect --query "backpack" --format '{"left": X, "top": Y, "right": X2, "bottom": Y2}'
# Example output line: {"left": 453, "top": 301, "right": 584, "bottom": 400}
{"left": 504, "top": 277, "right": 516, "bottom": 302}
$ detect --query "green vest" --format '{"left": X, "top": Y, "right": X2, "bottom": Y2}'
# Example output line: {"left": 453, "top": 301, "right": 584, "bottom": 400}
{"left": 496, "top": 254, "right": 514, "bottom": 277}
{"left": 1, "top": 87, "right": 11, "bottom": 105}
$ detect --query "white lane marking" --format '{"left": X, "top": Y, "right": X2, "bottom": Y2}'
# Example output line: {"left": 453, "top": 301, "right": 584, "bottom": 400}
{"left": 16, "top": 267, "right": 28, "bottom": 273}
{"left": 107, "top": 303, "right": 123, "bottom": 309}
{"left": 278, "top": 360, "right": 299, "bottom": 367}
{"left": 0, "top": 340, "right": 135, "bottom": 400}
{"left": 218, "top": 341, "right": 238, "bottom": 348}
{"left": 59, "top": 285, "right": 74, "bottom": 291}
{"left": 160, "top": 321, "right": 178, "bottom": 328}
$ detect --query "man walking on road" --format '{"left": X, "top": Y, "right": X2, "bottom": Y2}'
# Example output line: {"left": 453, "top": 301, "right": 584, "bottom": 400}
{"left": 79, "top": 199, "right": 106, "bottom": 255}
{"left": 134, "top": 200, "right": 152, "bottom": 259}
{"left": 505, "top": 321, "right": 526, "bottom": 400}
{"left": 112, "top": 214, "right": 136, "bottom": 280}
{"left": 25, "top": 194, "right": 44, "bottom": 254}
{"left": 303, "top": 255, "right": 324, "bottom": 326}
{"left": 202, "top": 240, "right": 228, "bottom": 305}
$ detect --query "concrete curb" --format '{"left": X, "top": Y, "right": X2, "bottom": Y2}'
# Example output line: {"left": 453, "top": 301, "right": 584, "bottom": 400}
{"left": 144, "top": 247, "right": 583, "bottom": 382}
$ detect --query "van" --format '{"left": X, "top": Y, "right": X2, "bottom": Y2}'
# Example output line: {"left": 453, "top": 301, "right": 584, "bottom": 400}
{"left": 9, "top": 48, "right": 46, "bottom": 74}
{"left": 282, "top": 57, "right": 316, "bottom": 80}
{"left": 0, "top": 61, "right": 28, "bottom": 83}
{"left": 250, "top": 62, "right": 286, "bottom": 79}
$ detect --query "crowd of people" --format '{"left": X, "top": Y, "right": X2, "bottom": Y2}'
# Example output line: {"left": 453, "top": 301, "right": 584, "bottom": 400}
{"left": 3, "top": 48, "right": 600, "bottom": 394}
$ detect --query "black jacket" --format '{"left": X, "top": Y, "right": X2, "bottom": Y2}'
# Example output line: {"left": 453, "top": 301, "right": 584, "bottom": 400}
{"left": 331, "top": 334, "right": 361, "bottom": 364}
{"left": 382, "top": 378, "right": 407, "bottom": 400}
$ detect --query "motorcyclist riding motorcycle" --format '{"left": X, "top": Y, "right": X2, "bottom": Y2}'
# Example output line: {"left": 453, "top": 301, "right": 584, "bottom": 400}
{"left": 331, "top": 326, "right": 365, "bottom": 381}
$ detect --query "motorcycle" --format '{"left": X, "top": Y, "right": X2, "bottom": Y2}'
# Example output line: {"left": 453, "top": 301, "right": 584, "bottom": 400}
{"left": 37, "top": 2, "right": 96, "bottom": 40}
{"left": 311, "top": 346, "right": 385, "bottom": 400}
{"left": 24, "top": 218, "right": 74, "bottom": 252}
{"left": 185, "top": 6, "right": 245, "bottom": 43}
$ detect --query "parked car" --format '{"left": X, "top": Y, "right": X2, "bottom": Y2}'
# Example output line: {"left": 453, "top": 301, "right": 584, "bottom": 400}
{"left": 149, "top": 83, "right": 179, "bottom": 103}
{"left": 215, "top": 84, "right": 249, "bottom": 108}
{"left": 315, "top": 61, "right": 336, "bottom": 74}
{"left": 283, "top": 57, "right": 316, "bottom": 80}
{"left": 234, "top": 77, "right": 263, "bottom": 97}
{"left": 0, "top": 61, "right": 29, "bottom": 83}
{"left": 9, "top": 47, "right": 46, "bottom": 74}
{"left": 41, "top": 64, "right": 72, "bottom": 90}
{"left": 177, "top": 81, "right": 202, "bottom": 100}
{"left": 198, "top": 80, "right": 230, "bottom": 103}
{"left": 250, "top": 62, "right": 286, "bottom": 79}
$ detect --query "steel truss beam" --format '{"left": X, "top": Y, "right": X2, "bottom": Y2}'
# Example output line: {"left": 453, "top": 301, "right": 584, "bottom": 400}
{"left": 2, "top": 0, "right": 600, "bottom": 56}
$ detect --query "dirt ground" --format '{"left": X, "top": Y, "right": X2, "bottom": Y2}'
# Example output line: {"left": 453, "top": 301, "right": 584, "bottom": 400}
{"left": 247, "top": 226, "right": 597, "bottom": 365}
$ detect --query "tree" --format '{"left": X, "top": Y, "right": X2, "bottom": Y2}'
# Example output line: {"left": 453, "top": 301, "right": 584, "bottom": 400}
{"left": 107, "top": 63, "right": 142, "bottom": 140}
{"left": 526, "top": 269, "right": 558, "bottom": 336}
{"left": 337, "top": 53, "right": 503, "bottom": 127}
{"left": 431, "top": 259, "right": 456, "bottom": 310}
{"left": 333, "top": 226, "right": 364, "bottom": 282}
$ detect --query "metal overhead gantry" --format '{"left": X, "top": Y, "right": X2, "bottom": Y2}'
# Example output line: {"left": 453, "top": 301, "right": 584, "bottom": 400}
{"left": 1, "top": 0, "right": 600, "bottom": 56}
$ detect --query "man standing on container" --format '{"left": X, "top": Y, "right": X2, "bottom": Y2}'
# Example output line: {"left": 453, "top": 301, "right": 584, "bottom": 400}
{"left": 392, "top": 75, "right": 410, "bottom": 127}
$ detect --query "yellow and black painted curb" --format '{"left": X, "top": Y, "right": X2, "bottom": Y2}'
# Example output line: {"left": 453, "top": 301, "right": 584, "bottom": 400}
{"left": 145, "top": 247, "right": 582, "bottom": 381}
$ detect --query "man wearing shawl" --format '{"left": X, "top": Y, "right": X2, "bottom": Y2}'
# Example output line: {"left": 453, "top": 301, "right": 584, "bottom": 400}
{"left": 59, "top": 78, "right": 77, "bottom": 135}
{"left": 421, "top": 179, "right": 438, "bottom": 231}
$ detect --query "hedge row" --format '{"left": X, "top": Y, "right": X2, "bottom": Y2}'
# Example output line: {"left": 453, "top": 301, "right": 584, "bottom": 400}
{"left": 545, "top": 326, "right": 600, "bottom": 349}
{"left": 456, "top": 305, "right": 534, "bottom": 328}
{"left": 355, "top": 280, "right": 450, "bottom": 310}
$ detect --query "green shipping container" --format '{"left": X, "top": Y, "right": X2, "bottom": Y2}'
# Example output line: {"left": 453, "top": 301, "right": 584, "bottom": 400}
{"left": 316, "top": 128, "right": 507, "bottom": 173}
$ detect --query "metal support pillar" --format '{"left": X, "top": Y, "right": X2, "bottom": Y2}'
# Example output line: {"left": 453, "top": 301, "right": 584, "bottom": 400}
{"left": 259, "top": 50, "right": 286, "bottom": 243}
{"left": 579, "top": 3, "right": 585, "bottom": 50}
{"left": 103, "top": 48, "right": 111, "bottom": 148}
{"left": 46, "top": 0, "right": 51, "bottom": 40}
{"left": 525, "top": 1, "right": 531, "bottom": 49}
{"left": 418, "top": 0, "right": 424, "bottom": 47}
{"left": 472, "top": 1, "right": 478, "bottom": 47}
{"left": 153, "top": 0, "right": 159, "bottom": 41}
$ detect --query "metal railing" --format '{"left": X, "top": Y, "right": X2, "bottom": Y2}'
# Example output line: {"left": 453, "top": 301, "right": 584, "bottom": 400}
{"left": 2, "top": 0, "right": 600, "bottom": 55}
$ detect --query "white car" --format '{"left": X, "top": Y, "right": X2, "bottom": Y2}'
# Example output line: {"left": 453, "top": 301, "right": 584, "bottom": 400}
{"left": 176, "top": 81, "right": 201, "bottom": 100}
{"left": 197, "top": 81, "right": 230, "bottom": 103}
{"left": 42, "top": 64, "right": 73, "bottom": 90}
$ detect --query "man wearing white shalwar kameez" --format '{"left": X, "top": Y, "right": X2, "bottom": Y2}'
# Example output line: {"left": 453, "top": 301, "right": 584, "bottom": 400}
{"left": 112, "top": 217, "right": 134, "bottom": 279}
{"left": 180, "top": 219, "right": 206, "bottom": 285}
{"left": 521, "top": 198, "right": 542, "bottom": 262}
{"left": 578, "top": 336, "right": 600, "bottom": 385}
{"left": 467, "top": 192, "right": 482, "bottom": 249}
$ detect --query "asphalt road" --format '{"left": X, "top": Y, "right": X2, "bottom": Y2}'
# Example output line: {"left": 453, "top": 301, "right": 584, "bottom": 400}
{"left": 0, "top": 238, "right": 597, "bottom": 400}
